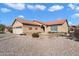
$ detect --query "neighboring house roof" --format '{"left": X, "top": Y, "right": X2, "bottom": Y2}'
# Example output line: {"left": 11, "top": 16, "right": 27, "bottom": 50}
{"left": 69, "top": 25, "right": 77, "bottom": 29}
{"left": 44, "top": 19, "right": 67, "bottom": 26}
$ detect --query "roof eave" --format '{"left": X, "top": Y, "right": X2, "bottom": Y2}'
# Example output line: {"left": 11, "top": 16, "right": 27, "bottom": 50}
{"left": 46, "top": 24, "right": 63, "bottom": 26}
{"left": 23, "top": 23, "right": 40, "bottom": 26}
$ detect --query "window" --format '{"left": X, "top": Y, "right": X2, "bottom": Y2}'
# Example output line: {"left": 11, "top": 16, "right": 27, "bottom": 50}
{"left": 16, "top": 27, "right": 22, "bottom": 28}
{"left": 29, "top": 27, "right": 32, "bottom": 30}
{"left": 15, "top": 27, "right": 22, "bottom": 29}
{"left": 51, "top": 25, "right": 58, "bottom": 32}
{"left": 35, "top": 27, "right": 38, "bottom": 30}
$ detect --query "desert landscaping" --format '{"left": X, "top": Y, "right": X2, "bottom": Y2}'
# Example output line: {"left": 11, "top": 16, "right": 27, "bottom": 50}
{"left": 0, "top": 33, "right": 79, "bottom": 56}
{"left": 1, "top": 3, "right": 79, "bottom": 56}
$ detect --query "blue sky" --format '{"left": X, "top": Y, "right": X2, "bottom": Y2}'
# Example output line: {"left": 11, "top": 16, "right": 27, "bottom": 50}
{"left": 0, "top": 3, "right": 79, "bottom": 26}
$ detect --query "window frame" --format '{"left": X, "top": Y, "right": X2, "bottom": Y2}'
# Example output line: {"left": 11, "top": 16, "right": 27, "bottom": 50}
{"left": 15, "top": 26, "right": 22, "bottom": 29}
{"left": 51, "top": 25, "right": 58, "bottom": 32}
{"left": 29, "top": 27, "right": 32, "bottom": 30}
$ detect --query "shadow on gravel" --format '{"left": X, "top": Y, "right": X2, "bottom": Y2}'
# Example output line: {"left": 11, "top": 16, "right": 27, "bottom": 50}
{"left": 73, "top": 38, "right": 79, "bottom": 42}
{"left": 0, "top": 32, "right": 5, "bottom": 34}
{"left": 67, "top": 31, "right": 79, "bottom": 42}
{"left": 67, "top": 37, "right": 79, "bottom": 42}
{"left": 68, "top": 26, "right": 79, "bottom": 42}
{"left": 74, "top": 40, "right": 79, "bottom": 42}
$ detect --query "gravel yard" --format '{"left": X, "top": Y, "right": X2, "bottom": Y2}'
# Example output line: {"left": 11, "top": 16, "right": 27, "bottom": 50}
{"left": 0, "top": 33, "right": 79, "bottom": 56}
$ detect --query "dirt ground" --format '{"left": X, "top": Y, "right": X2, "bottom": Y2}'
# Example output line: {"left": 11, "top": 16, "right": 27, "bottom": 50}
{"left": 0, "top": 33, "right": 79, "bottom": 56}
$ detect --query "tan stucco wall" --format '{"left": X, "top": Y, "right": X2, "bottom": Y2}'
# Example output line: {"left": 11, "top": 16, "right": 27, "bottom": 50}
{"left": 23, "top": 25, "right": 43, "bottom": 34}
{"left": 45, "top": 26, "right": 51, "bottom": 32}
{"left": 12, "top": 20, "right": 23, "bottom": 34}
{"left": 45, "top": 21, "right": 69, "bottom": 33}
{"left": 12, "top": 20, "right": 23, "bottom": 27}
{"left": 58, "top": 21, "right": 68, "bottom": 33}
{"left": 23, "top": 21, "right": 44, "bottom": 34}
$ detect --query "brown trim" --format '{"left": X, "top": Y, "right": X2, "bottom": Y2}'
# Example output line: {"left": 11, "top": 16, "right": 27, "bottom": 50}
{"left": 11, "top": 19, "right": 17, "bottom": 26}
{"left": 65, "top": 19, "right": 69, "bottom": 33}
{"left": 23, "top": 24, "right": 40, "bottom": 26}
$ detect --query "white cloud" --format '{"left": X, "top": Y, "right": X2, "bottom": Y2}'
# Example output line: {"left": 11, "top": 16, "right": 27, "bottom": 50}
{"left": 0, "top": 8, "right": 11, "bottom": 13}
{"left": 27, "top": 4, "right": 46, "bottom": 10}
{"left": 68, "top": 4, "right": 76, "bottom": 10}
{"left": 71, "top": 13, "right": 79, "bottom": 18}
{"left": 18, "top": 15, "right": 24, "bottom": 18}
{"left": 35, "top": 5, "right": 46, "bottom": 10}
{"left": 48, "top": 5, "right": 64, "bottom": 12}
{"left": 5, "top": 3, "right": 25, "bottom": 10}
{"left": 76, "top": 7, "right": 79, "bottom": 10}
{"left": 68, "top": 3, "right": 79, "bottom": 11}
{"left": 27, "top": 4, "right": 34, "bottom": 9}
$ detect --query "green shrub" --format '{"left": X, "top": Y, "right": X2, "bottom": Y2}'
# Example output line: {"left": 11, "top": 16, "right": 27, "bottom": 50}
{"left": 32, "top": 33, "right": 39, "bottom": 38}
{"left": 48, "top": 31, "right": 52, "bottom": 34}
{"left": 8, "top": 28, "right": 13, "bottom": 33}
{"left": 0, "top": 24, "right": 5, "bottom": 32}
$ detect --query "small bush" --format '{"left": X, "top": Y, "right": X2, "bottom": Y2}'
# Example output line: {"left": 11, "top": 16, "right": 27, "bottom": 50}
{"left": 32, "top": 33, "right": 39, "bottom": 38}
{"left": 9, "top": 29, "right": 13, "bottom": 33}
{"left": 48, "top": 31, "right": 52, "bottom": 34}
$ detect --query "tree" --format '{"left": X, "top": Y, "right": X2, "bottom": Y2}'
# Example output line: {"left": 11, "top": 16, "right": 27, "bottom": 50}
{"left": 41, "top": 25, "right": 45, "bottom": 31}
{"left": 8, "top": 27, "right": 13, "bottom": 33}
{"left": 0, "top": 24, "right": 5, "bottom": 32}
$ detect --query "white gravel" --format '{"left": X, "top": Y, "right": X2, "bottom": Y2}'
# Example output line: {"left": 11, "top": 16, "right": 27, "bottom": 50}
{"left": 0, "top": 34, "right": 79, "bottom": 56}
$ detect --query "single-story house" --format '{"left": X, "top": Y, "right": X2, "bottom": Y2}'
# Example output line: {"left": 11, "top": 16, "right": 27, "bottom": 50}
{"left": 12, "top": 18, "right": 69, "bottom": 35}
{"left": 12, "top": 18, "right": 44, "bottom": 34}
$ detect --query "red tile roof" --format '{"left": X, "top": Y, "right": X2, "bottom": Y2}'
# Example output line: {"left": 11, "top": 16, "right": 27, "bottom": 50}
{"left": 13, "top": 18, "right": 67, "bottom": 26}
{"left": 15, "top": 18, "right": 41, "bottom": 26}
{"left": 45, "top": 19, "right": 67, "bottom": 26}
{"left": 33, "top": 20, "right": 45, "bottom": 25}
